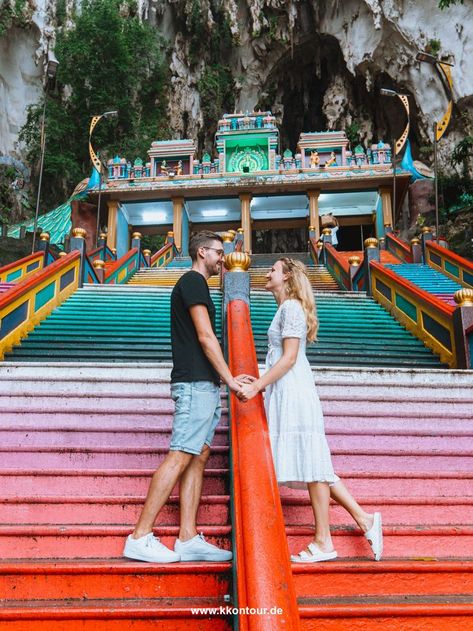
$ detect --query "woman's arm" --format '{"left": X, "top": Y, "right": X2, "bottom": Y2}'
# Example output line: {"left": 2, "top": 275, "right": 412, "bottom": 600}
{"left": 240, "top": 337, "right": 300, "bottom": 400}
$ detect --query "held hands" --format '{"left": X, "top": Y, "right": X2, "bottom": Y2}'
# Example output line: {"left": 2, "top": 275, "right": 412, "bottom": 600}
{"left": 235, "top": 374, "right": 261, "bottom": 402}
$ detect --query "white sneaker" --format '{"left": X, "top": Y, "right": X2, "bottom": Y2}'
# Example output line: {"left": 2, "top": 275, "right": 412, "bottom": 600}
{"left": 174, "top": 533, "right": 233, "bottom": 562}
{"left": 123, "top": 533, "right": 180, "bottom": 563}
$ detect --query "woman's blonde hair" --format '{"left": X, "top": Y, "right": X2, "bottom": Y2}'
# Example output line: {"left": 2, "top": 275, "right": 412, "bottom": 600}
{"left": 279, "top": 258, "right": 318, "bottom": 343}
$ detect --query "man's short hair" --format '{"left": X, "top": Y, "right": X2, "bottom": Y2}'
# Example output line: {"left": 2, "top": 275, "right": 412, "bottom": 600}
{"left": 189, "top": 230, "right": 223, "bottom": 261}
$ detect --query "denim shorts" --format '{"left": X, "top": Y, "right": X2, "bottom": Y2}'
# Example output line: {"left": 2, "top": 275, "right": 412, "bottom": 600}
{"left": 169, "top": 381, "right": 221, "bottom": 455}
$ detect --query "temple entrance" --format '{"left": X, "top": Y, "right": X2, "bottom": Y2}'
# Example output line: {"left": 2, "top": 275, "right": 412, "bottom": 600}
{"left": 336, "top": 222, "right": 375, "bottom": 251}
{"left": 252, "top": 226, "right": 308, "bottom": 254}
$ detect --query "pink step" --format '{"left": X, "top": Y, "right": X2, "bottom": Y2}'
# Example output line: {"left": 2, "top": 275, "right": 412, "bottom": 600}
{"left": 0, "top": 426, "right": 229, "bottom": 448}
{"left": 0, "top": 446, "right": 228, "bottom": 468}
{"left": 0, "top": 397, "right": 229, "bottom": 415}
{"left": 282, "top": 497, "right": 473, "bottom": 525}
{"left": 280, "top": 472, "right": 473, "bottom": 499}
{"left": 324, "top": 417, "right": 473, "bottom": 435}
{"left": 0, "top": 413, "right": 228, "bottom": 430}
{"left": 0, "top": 468, "right": 228, "bottom": 497}
{"left": 286, "top": 524, "right": 473, "bottom": 559}
{"left": 320, "top": 400, "right": 473, "bottom": 417}
{"left": 0, "top": 495, "right": 230, "bottom": 525}
{"left": 330, "top": 453, "right": 473, "bottom": 472}
{"left": 0, "top": 525, "right": 232, "bottom": 559}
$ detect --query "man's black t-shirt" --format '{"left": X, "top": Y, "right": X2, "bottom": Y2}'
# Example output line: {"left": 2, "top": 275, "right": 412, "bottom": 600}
{"left": 170, "top": 270, "right": 220, "bottom": 385}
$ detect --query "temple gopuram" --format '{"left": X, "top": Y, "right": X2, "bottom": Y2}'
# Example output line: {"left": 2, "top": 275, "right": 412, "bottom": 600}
{"left": 84, "top": 111, "right": 406, "bottom": 257}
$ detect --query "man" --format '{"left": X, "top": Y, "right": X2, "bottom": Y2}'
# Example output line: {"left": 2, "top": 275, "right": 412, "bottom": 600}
{"left": 124, "top": 230, "right": 244, "bottom": 563}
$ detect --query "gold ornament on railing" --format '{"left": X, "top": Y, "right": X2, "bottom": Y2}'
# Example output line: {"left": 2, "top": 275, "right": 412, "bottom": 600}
{"left": 142, "top": 249, "right": 151, "bottom": 256}
{"left": 316, "top": 242, "right": 323, "bottom": 250}
{"left": 237, "top": 228, "right": 244, "bottom": 234}
{"left": 224, "top": 251, "right": 251, "bottom": 272}
{"left": 322, "top": 228, "right": 332, "bottom": 236}
{"left": 99, "top": 232, "right": 107, "bottom": 240}
{"left": 364, "top": 238, "right": 378, "bottom": 249}
{"left": 93, "top": 259, "right": 105, "bottom": 269}
{"left": 308, "top": 225, "right": 315, "bottom": 232}
{"left": 221, "top": 232, "right": 234, "bottom": 243}
{"left": 39, "top": 232, "right": 50, "bottom": 242}
{"left": 411, "top": 237, "right": 421, "bottom": 245}
{"left": 58, "top": 252, "right": 67, "bottom": 258}
{"left": 71, "top": 228, "right": 87, "bottom": 239}
{"left": 421, "top": 226, "right": 433, "bottom": 234}
{"left": 454, "top": 289, "right": 473, "bottom": 307}
{"left": 131, "top": 232, "right": 142, "bottom": 239}
{"left": 348, "top": 255, "right": 362, "bottom": 266}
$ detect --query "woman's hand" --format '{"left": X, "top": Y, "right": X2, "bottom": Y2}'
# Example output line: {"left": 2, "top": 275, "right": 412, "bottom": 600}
{"left": 240, "top": 380, "right": 261, "bottom": 401}
{"left": 235, "top": 374, "right": 257, "bottom": 384}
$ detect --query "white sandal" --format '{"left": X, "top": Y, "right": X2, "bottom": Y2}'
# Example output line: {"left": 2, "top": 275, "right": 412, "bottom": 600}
{"left": 364, "top": 512, "right": 383, "bottom": 561}
{"left": 291, "top": 542, "right": 338, "bottom": 564}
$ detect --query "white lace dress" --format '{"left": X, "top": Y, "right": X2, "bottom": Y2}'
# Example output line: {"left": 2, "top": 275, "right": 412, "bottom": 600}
{"left": 263, "top": 299, "right": 340, "bottom": 487}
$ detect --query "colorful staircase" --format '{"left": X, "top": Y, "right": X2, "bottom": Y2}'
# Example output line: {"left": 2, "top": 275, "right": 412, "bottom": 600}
{"left": 128, "top": 267, "right": 220, "bottom": 288}
{"left": 0, "top": 364, "right": 232, "bottom": 629}
{"left": 250, "top": 290, "right": 446, "bottom": 368}
{"left": 2, "top": 285, "right": 222, "bottom": 362}
{"left": 384, "top": 263, "right": 463, "bottom": 306}
{"left": 249, "top": 252, "right": 341, "bottom": 291}
{"left": 286, "top": 366, "right": 473, "bottom": 627}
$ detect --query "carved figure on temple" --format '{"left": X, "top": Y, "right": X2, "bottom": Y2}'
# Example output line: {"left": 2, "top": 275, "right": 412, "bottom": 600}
{"left": 310, "top": 151, "right": 320, "bottom": 167}
{"left": 160, "top": 160, "right": 169, "bottom": 175}
{"left": 325, "top": 151, "right": 337, "bottom": 167}
{"left": 176, "top": 160, "right": 183, "bottom": 176}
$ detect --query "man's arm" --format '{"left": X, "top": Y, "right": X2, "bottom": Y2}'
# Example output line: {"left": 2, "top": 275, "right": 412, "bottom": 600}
{"left": 189, "top": 304, "right": 242, "bottom": 394}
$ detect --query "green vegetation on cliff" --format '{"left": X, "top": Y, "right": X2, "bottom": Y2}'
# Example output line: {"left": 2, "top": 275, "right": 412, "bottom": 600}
{"left": 19, "top": 0, "right": 170, "bottom": 211}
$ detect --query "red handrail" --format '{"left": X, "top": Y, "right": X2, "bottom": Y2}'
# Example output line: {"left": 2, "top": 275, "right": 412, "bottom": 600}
{"left": 427, "top": 240, "right": 473, "bottom": 272}
{"left": 227, "top": 300, "right": 300, "bottom": 630}
{"left": 0, "top": 252, "right": 80, "bottom": 309}
{"left": 385, "top": 232, "right": 412, "bottom": 263}
{"left": 150, "top": 242, "right": 173, "bottom": 265}
{"left": 0, "top": 251, "right": 44, "bottom": 275}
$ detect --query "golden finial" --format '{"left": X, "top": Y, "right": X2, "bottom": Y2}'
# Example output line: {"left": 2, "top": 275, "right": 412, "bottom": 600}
{"left": 237, "top": 228, "right": 244, "bottom": 234}
{"left": 364, "top": 238, "right": 379, "bottom": 249}
{"left": 228, "top": 229, "right": 237, "bottom": 236}
{"left": 71, "top": 228, "right": 87, "bottom": 239}
{"left": 131, "top": 232, "right": 142, "bottom": 239}
{"left": 421, "top": 226, "right": 433, "bottom": 234}
{"left": 39, "top": 232, "right": 50, "bottom": 242}
{"left": 348, "top": 255, "right": 362, "bottom": 266}
{"left": 93, "top": 259, "right": 105, "bottom": 269}
{"left": 111, "top": 248, "right": 117, "bottom": 255}
{"left": 99, "top": 232, "right": 107, "bottom": 240}
{"left": 411, "top": 237, "right": 421, "bottom": 245}
{"left": 221, "top": 232, "right": 234, "bottom": 243}
{"left": 322, "top": 228, "right": 332, "bottom": 236}
{"left": 454, "top": 289, "right": 473, "bottom": 307}
{"left": 316, "top": 242, "right": 323, "bottom": 250}
{"left": 224, "top": 251, "right": 251, "bottom": 272}
{"left": 167, "top": 231, "right": 174, "bottom": 237}
{"left": 308, "top": 225, "right": 315, "bottom": 231}
{"left": 58, "top": 251, "right": 67, "bottom": 257}
{"left": 379, "top": 237, "right": 385, "bottom": 244}
{"left": 142, "top": 249, "right": 151, "bottom": 256}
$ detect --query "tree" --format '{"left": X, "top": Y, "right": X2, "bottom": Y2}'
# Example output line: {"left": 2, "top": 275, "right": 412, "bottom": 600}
{"left": 20, "top": 0, "right": 169, "bottom": 211}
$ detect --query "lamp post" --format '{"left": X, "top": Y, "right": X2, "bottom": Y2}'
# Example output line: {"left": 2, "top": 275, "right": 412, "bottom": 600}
{"left": 415, "top": 51, "right": 454, "bottom": 240}
{"left": 31, "top": 50, "right": 59, "bottom": 253}
{"left": 380, "top": 88, "right": 410, "bottom": 232}
{"left": 88, "top": 110, "right": 118, "bottom": 246}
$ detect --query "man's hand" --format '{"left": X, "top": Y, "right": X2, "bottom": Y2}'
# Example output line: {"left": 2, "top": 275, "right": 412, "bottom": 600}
{"left": 227, "top": 378, "right": 247, "bottom": 401}
{"left": 235, "top": 373, "right": 257, "bottom": 384}
{"left": 240, "top": 380, "right": 261, "bottom": 401}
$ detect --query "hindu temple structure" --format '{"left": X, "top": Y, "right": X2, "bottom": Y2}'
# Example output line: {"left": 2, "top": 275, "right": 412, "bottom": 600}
{"left": 79, "top": 111, "right": 407, "bottom": 257}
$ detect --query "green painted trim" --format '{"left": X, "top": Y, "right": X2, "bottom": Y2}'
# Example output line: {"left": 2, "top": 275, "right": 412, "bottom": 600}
{"left": 6, "top": 269, "right": 22, "bottom": 282}
{"left": 34, "top": 281, "right": 56, "bottom": 311}
{"left": 444, "top": 260, "right": 460, "bottom": 278}
{"left": 395, "top": 293, "right": 418, "bottom": 322}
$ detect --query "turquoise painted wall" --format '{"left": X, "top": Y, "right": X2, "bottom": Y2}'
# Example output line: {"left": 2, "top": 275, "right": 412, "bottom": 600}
{"left": 116, "top": 206, "right": 129, "bottom": 258}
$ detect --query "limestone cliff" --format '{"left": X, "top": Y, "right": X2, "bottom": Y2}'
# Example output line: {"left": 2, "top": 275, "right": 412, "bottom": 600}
{"left": 1, "top": 0, "right": 471, "bottom": 167}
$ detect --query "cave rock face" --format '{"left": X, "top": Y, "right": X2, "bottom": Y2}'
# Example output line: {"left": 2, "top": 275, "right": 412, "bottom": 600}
{"left": 0, "top": 0, "right": 471, "bottom": 160}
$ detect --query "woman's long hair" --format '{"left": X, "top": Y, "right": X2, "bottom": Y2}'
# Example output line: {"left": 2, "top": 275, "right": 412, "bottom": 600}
{"left": 279, "top": 258, "right": 318, "bottom": 343}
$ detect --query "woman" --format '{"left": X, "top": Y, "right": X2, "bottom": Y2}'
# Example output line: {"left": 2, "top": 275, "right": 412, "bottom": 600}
{"left": 239, "top": 258, "right": 382, "bottom": 562}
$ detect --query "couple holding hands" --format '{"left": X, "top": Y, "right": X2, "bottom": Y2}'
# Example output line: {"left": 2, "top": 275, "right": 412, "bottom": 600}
{"left": 124, "top": 231, "right": 382, "bottom": 565}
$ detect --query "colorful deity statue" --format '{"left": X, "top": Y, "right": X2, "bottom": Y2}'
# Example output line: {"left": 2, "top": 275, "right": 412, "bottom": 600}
{"left": 310, "top": 151, "right": 320, "bottom": 167}
{"left": 160, "top": 160, "right": 169, "bottom": 176}
{"left": 325, "top": 151, "right": 337, "bottom": 167}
